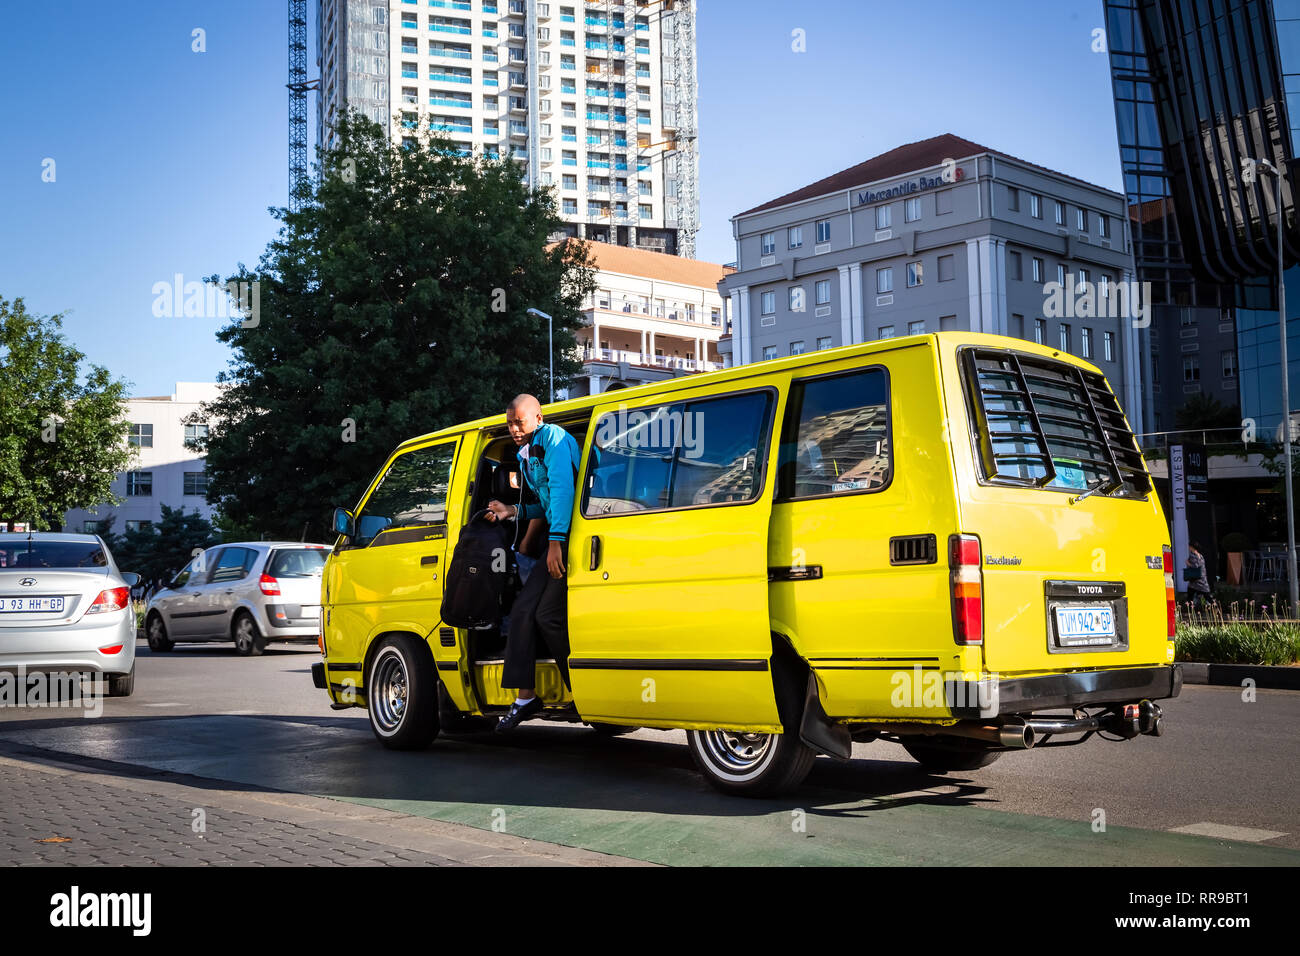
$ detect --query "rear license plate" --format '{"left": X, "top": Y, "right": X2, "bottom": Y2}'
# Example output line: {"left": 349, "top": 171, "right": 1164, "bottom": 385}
{"left": 1054, "top": 605, "right": 1115, "bottom": 646}
{"left": 1, "top": 596, "right": 65, "bottom": 613}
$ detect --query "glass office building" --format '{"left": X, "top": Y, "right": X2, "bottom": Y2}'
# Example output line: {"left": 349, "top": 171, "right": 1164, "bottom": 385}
{"left": 1105, "top": 0, "right": 1299, "bottom": 432}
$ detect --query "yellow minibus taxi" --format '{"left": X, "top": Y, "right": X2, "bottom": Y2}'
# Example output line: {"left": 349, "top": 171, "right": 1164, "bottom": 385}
{"left": 312, "top": 332, "right": 1180, "bottom": 795}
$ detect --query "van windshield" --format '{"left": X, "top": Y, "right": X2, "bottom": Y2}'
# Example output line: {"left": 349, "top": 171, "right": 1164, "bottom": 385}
{"left": 961, "top": 347, "right": 1149, "bottom": 498}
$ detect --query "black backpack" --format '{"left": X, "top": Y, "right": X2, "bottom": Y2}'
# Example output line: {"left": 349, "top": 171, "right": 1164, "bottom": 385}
{"left": 440, "top": 509, "right": 518, "bottom": 629}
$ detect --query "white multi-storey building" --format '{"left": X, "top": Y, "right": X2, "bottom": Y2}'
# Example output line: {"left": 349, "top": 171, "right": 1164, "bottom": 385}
{"left": 317, "top": 0, "right": 699, "bottom": 255}
{"left": 62, "top": 383, "right": 221, "bottom": 535}
{"left": 565, "top": 240, "right": 728, "bottom": 395}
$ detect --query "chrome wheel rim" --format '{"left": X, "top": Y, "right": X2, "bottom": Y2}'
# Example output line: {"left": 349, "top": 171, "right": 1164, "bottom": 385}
{"left": 148, "top": 618, "right": 165, "bottom": 645}
{"left": 699, "top": 730, "right": 775, "bottom": 776}
{"left": 371, "top": 651, "right": 408, "bottom": 734}
{"left": 235, "top": 618, "right": 254, "bottom": 650}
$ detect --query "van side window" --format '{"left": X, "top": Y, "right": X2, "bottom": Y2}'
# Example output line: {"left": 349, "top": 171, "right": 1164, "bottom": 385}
{"left": 356, "top": 443, "right": 456, "bottom": 546}
{"left": 583, "top": 390, "right": 773, "bottom": 515}
{"left": 776, "top": 368, "right": 892, "bottom": 499}
{"left": 210, "top": 547, "right": 254, "bottom": 583}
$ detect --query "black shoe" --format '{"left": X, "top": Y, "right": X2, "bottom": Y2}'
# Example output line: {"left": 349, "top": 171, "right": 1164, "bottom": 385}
{"left": 496, "top": 696, "right": 544, "bottom": 732}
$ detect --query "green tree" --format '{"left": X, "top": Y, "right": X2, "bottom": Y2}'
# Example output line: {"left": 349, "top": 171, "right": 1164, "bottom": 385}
{"left": 196, "top": 113, "right": 596, "bottom": 540}
{"left": 96, "top": 505, "right": 220, "bottom": 586}
{"left": 0, "top": 297, "right": 133, "bottom": 528}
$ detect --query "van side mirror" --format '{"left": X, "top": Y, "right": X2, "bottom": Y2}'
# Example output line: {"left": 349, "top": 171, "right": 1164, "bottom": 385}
{"left": 332, "top": 508, "right": 356, "bottom": 538}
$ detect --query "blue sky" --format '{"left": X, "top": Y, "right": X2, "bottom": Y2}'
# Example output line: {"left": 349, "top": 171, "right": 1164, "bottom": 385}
{"left": 0, "top": 0, "right": 1122, "bottom": 397}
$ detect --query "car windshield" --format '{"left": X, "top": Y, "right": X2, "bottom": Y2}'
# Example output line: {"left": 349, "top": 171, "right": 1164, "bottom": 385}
{"left": 267, "top": 548, "right": 327, "bottom": 577}
{"left": 0, "top": 541, "right": 108, "bottom": 569}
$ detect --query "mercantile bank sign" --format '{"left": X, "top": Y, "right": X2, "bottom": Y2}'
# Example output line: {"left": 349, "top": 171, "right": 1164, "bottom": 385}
{"left": 855, "top": 162, "right": 966, "bottom": 206}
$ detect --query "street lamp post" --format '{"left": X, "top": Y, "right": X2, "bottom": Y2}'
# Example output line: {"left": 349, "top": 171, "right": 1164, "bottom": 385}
{"left": 1251, "top": 158, "right": 1297, "bottom": 610}
{"left": 526, "top": 307, "right": 554, "bottom": 403}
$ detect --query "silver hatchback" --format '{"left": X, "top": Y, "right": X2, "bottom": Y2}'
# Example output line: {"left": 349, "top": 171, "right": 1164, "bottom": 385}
{"left": 144, "top": 541, "right": 329, "bottom": 655}
{"left": 0, "top": 533, "right": 139, "bottom": 696}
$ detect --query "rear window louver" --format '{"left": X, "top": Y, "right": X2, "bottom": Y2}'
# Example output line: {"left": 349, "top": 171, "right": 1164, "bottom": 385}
{"left": 962, "top": 347, "right": 1150, "bottom": 498}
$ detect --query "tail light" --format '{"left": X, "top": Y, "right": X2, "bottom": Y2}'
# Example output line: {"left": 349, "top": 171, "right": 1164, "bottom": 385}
{"left": 949, "top": 533, "right": 983, "bottom": 645}
{"left": 86, "top": 587, "right": 129, "bottom": 614}
{"left": 98, "top": 644, "right": 124, "bottom": 655}
{"left": 1162, "top": 544, "right": 1175, "bottom": 638}
{"left": 259, "top": 574, "right": 281, "bottom": 596}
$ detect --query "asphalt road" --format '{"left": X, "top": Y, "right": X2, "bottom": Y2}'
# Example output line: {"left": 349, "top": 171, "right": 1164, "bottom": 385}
{"left": 0, "top": 639, "right": 1296, "bottom": 865}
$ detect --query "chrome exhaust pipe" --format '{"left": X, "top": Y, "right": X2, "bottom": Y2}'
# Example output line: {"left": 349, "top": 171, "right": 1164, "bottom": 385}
{"left": 870, "top": 717, "right": 1036, "bottom": 749}
{"left": 996, "top": 716, "right": 1035, "bottom": 749}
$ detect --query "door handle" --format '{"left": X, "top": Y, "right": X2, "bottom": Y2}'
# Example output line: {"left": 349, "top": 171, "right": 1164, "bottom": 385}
{"left": 224, "top": 589, "right": 234, "bottom": 594}
{"left": 589, "top": 534, "right": 602, "bottom": 571}
{"left": 421, "top": 555, "right": 439, "bottom": 566}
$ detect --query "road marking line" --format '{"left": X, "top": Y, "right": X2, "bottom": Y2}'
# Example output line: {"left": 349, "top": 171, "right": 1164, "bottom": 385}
{"left": 1169, "top": 822, "right": 1287, "bottom": 843}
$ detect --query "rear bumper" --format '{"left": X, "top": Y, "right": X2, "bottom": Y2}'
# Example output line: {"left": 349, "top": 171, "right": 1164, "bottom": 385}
{"left": 949, "top": 664, "right": 1182, "bottom": 718}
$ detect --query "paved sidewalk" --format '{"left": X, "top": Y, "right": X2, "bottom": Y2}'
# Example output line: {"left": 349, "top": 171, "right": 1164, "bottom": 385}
{"left": 0, "top": 752, "right": 650, "bottom": 867}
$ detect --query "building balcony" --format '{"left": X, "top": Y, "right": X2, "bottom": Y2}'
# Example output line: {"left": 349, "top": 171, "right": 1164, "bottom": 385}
{"left": 431, "top": 47, "right": 473, "bottom": 59}
{"left": 581, "top": 347, "right": 722, "bottom": 374}
{"left": 430, "top": 24, "right": 473, "bottom": 36}
{"left": 502, "top": 0, "right": 526, "bottom": 18}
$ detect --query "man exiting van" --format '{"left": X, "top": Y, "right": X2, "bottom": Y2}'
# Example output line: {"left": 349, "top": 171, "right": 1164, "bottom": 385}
{"left": 485, "top": 393, "right": 581, "bottom": 731}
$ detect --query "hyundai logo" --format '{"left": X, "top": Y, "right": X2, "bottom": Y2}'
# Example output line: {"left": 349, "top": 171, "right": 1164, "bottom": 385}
{"left": 18, "top": 578, "right": 37, "bottom": 587}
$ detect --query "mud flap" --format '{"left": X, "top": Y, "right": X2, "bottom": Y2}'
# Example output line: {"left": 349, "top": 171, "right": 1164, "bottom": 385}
{"left": 799, "top": 672, "right": 853, "bottom": 760}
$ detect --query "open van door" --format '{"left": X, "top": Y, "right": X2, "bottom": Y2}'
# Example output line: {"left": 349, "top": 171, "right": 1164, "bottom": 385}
{"left": 566, "top": 381, "right": 786, "bottom": 731}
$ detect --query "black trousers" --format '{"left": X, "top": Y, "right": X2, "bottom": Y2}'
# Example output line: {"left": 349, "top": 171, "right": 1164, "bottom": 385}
{"left": 502, "top": 549, "right": 570, "bottom": 691}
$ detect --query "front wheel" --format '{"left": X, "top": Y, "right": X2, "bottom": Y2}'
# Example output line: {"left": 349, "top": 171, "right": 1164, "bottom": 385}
{"left": 367, "top": 635, "right": 440, "bottom": 749}
{"left": 687, "top": 729, "right": 816, "bottom": 796}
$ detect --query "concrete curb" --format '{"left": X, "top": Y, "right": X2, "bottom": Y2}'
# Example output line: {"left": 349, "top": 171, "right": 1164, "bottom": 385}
{"left": 1180, "top": 662, "right": 1300, "bottom": 690}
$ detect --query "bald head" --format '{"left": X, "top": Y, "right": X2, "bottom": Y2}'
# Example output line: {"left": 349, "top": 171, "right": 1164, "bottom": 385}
{"left": 505, "top": 393, "right": 543, "bottom": 445}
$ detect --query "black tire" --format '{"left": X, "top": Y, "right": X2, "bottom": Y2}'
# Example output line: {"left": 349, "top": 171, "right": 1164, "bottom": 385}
{"left": 106, "top": 664, "right": 135, "bottom": 698}
{"left": 687, "top": 729, "right": 816, "bottom": 796}
{"left": 367, "top": 635, "right": 440, "bottom": 750}
{"left": 145, "top": 613, "right": 174, "bottom": 652}
{"left": 232, "top": 612, "right": 266, "bottom": 657}
{"left": 589, "top": 722, "right": 637, "bottom": 737}
{"left": 901, "top": 738, "right": 1002, "bottom": 772}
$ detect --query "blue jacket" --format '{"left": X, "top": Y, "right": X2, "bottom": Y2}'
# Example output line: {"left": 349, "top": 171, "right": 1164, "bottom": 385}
{"left": 516, "top": 422, "right": 581, "bottom": 543}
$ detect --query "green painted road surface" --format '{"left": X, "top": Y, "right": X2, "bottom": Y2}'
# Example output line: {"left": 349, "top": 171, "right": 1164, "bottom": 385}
{"left": 2, "top": 713, "right": 1296, "bottom": 866}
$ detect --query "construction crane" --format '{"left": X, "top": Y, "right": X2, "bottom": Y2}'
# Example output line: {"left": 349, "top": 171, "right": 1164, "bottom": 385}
{"left": 287, "top": 0, "right": 319, "bottom": 211}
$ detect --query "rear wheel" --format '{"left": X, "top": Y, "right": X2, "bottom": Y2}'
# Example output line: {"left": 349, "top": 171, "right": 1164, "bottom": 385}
{"left": 687, "top": 729, "right": 816, "bottom": 796}
{"left": 106, "top": 664, "right": 135, "bottom": 698}
{"left": 589, "top": 722, "right": 637, "bottom": 737}
{"left": 901, "top": 738, "right": 1002, "bottom": 772}
{"left": 232, "top": 612, "right": 266, "bottom": 656}
{"left": 367, "top": 635, "right": 440, "bottom": 749}
{"left": 145, "top": 613, "right": 174, "bottom": 652}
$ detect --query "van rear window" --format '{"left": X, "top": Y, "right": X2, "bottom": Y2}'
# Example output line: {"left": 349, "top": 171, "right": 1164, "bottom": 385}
{"left": 961, "top": 347, "right": 1149, "bottom": 498}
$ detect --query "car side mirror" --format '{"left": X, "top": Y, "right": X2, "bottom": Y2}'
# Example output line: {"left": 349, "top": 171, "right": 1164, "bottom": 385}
{"left": 121, "top": 572, "right": 140, "bottom": 587}
{"left": 332, "top": 508, "right": 356, "bottom": 538}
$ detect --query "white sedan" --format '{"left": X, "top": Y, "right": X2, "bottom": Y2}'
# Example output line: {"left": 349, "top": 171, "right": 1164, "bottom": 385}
{"left": 0, "top": 532, "right": 138, "bottom": 697}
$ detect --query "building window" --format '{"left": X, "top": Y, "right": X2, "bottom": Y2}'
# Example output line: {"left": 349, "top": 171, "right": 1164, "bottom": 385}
{"left": 1098, "top": 215, "right": 1110, "bottom": 239}
{"left": 817, "top": 336, "right": 833, "bottom": 350}
{"left": 1222, "top": 350, "right": 1237, "bottom": 378}
{"left": 878, "top": 325, "right": 895, "bottom": 339}
{"left": 1099, "top": 274, "right": 1110, "bottom": 300}
{"left": 762, "top": 345, "right": 778, "bottom": 362}
{"left": 1076, "top": 268, "right": 1089, "bottom": 293}
{"left": 761, "top": 232, "right": 775, "bottom": 256}
{"left": 1030, "top": 193, "right": 1041, "bottom": 218}
{"left": 790, "top": 340, "right": 806, "bottom": 355}
{"left": 907, "top": 320, "right": 925, "bottom": 335}
{"left": 876, "top": 267, "right": 893, "bottom": 294}
{"left": 1104, "top": 330, "right": 1114, "bottom": 362}
{"left": 125, "top": 520, "right": 152, "bottom": 533}
{"left": 1034, "top": 318, "right": 1046, "bottom": 344}
{"left": 1009, "top": 251, "right": 1022, "bottom": 281}
{"left": 128, "top": 423, "right": 153, "bottom": 447}
{"left": 184, "top": 423, "right": 210, "bottom": 444}
{"left": 815, "top": 279, "right": 831, "bottom": 305}
{"left": 1059, "top": 324, "right": 1071, "bottom": 352}
{"left": 904, "top": 197, "right": 921, "bottom": 222}
{"left": 788, "top": 225, "right": 803, "bottom": 249}
{"left": 815, "top": 219, "right": 830, "bottom": 243}
{"left": 1032, "top": 257, "right": 1044, "bottom": 283}
{"left": 1054, "top": 201, "right": 1066, "bottom": 225}
{"left": 1057, "top": 263, "right": 1066, "bottom": 287}
{"left": 788, "top": 287, "right": 805, "bottom": 312}
{"left": 1081, "top": 326, "right": 1093, "bottom": 359}
{"left": 1183, "top": 356, "right": 1200, "bottom": 382}
{"left": 126, "top": 472, "right": 152, "bottom": 496}
{"left": 937, "top": 254, "right": 954, "bottom": 282}
{"left": 761, "top": 291, "right": 776, "bottom": 315}
{"left": 1076, "top": 208, "right": 1088, "bottom": 232}
{"left": 1007, "top": 186, "right": 1020, "bottom": 212}
{"left": 83, "top": 520, "right": 103, "bottom": 534}
{"left": 875, "top": 205, "right": 891, "bottom": 230}
{"left": 184, "top": 471, "right": 208, "bottom": 496}
{"left": 906, "top": 261, "right": 923, "bottom": 288}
